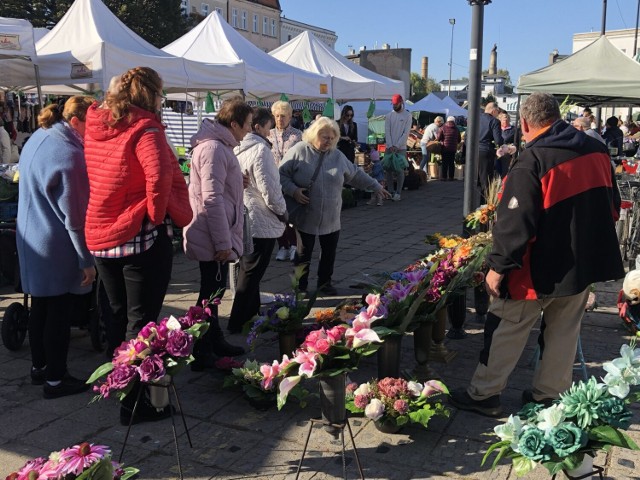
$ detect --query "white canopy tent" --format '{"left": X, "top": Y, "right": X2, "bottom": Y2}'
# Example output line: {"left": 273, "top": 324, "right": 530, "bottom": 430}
{"left": 8, "top": 0, "right": 246, "bottom": 94}
{"left": 0, "top": 17, "right": 43, "bottom": 98}
{"left": 407, "top": 93, "right": 447, "bottom": 114}
{"left": 270, "top": 31, "right": 404, "bottom": 101}
{"left": 163, "top": 12, "right": 331, "bottom": 101}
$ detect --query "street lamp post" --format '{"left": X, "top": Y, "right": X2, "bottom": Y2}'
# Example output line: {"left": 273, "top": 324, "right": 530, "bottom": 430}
{"left": 448, "top": 18, "right": 456, "bottom": 96}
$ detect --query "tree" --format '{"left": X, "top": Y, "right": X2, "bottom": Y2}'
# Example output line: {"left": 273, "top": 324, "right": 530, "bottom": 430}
{"left": 0, "top": 0, "right": 190, "bottom": 48}
{"left": 409, "top": 73, "right": 441, "bottom": 102}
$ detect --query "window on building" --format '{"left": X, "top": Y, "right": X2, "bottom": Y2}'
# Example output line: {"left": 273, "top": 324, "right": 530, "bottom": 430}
{"left": 232, "top": 8, "right": 238, "bottom": 27}
{"left": 215, "top": 7, "right": 222, "bottom": 15}
{"left": 201, "top": 3, "right": 209, "bottom": 15}
{"left": 271, "top": 18, "right": 276, "bottom": 37}
{"left": 621, "top": 48, "right": 627, "bottom": 54}
{"left": 288, "top": 34, "right": 292, "bottom": 41}
{"left": 263, "top": 17, "right": 268, "bottom": 35}
{"left": 191, "top": 6, "right": 196, "bottom": 13}
{"left": 253, "top": 14, "right": 258, "bottom": 32}
{"left": 180, "top": 0, "right": 188, "bottom": 15}
{"left": 241, "top": 11, "right": 247, "bottom": 30}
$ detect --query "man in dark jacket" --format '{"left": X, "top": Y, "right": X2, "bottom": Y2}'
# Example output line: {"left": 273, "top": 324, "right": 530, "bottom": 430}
{"left": 450, "top": 93, "right": 624, "bottom": 417}
{"left": 477, "top": 102, "right": 503, "bottom": 195}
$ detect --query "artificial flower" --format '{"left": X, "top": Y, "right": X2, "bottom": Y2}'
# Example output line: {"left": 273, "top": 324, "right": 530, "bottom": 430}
{"left": 364, "top": 398, "right": 385, "bottom": 421}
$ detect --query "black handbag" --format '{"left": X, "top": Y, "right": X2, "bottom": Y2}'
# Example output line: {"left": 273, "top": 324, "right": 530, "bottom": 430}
{"left": 284, "top": 152, "right": 325, "bottom": 227}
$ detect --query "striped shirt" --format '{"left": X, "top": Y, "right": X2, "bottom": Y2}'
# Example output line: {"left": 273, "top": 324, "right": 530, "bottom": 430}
{"left": 91, "top": 216, "right": 173, "bottom": 258}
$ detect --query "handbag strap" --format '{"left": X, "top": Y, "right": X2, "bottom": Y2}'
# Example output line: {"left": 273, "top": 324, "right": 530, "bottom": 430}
{"left": 308, "top": 151, "right": 326, "bottom": 188}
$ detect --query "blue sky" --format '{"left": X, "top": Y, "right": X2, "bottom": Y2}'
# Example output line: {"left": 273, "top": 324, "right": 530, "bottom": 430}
{"left": 279, "top": 0, "right": 637, "bottom": 85}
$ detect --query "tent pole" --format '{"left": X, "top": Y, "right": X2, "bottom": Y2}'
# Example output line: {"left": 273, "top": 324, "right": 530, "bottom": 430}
{"left": 34, "top": 64, "right": 44, "bottom": 113}
{"left": 628, "top": 0, "right": 640, "bottom": 122}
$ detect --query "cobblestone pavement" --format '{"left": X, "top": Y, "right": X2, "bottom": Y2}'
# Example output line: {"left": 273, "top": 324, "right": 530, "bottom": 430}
{"left": 1, "top": 179, "right": 638, "bottom": 479}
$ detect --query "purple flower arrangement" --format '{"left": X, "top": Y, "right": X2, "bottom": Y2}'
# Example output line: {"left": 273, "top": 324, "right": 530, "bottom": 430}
{"left": 87, "top": 304, "right": 213, "bottom": 401}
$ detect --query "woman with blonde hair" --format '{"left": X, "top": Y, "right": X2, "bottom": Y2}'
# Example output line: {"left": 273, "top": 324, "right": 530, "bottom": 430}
{"left": 268, "top": 100, "right": 302, "bottom": 261}
{"left": 280, "top": 116, "right": 389, "bottom": 294}
{"left": 84, "top": 66, "right": 192, "bottom": 425}
{"left": 17, "top": 95, "right": 95, "bottom": 399}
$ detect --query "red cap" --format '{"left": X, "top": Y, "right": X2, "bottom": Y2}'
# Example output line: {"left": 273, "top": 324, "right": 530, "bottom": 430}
{"left": 391, "top": 94, "right": 403, "bottom": 105}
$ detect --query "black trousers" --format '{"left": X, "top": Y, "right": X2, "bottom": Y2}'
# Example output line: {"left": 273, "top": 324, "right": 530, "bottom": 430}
{"left": 228, "top": 237, "right": 276, "bottom": 333}
{"left": 95, "top": 227, "right": 173, "bottom": 354}
{"left": 478, "top": 149, "right": 496, "bottom": 195}
{"left": 29, "top": 293, "right": 76, "bottom": 381}
{"left": 441, "top": 151, "right": 455, "bottom": 179}
{"left": 197, "top": 259, "right": 229, "bottom": 320}
{"left": 294, "top": 229, "right": 340, "bottom": 290}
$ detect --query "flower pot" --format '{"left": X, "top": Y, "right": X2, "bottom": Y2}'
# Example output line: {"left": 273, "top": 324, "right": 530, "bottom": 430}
{"left": 374, "top": 418, "right": 403, "bottom": 434}
{"left": 565, "top": 454, "right": 594, "bottom": 479}
{"left": 454, "top": 164, "right": 464, "bottom": 180}
{"left": 428, "top": 163, "right": 439, "bottom": 179}
{"left": 413, "top": 321, "right": 439, "bottom": 381}
{"left": 319, "top": 373, "right": 347, "bottom": 437}
{"left": 377, "top": 334, "right": 403, "bottom": 379}
{"left": 246, "top": 395, "right": 274, "bottom": 411}
{"left": 474, "top": 285, "right": 489, "bottom": 316}
{"left": 278, "top": 331, "right": 298, "bottom": 357}
{"left": 149, "top": 374, "right": 171, "bottom": 409}
{"left": 447, "top": 294, "right": 467, "bottom": 330}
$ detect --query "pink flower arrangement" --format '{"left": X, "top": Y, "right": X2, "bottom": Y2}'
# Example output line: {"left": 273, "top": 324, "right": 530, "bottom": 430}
{"left": 6, "top": 442, "right": 138, "bottom": 479}
{"left": 346, "top": 377, "right": 450, "bottom": 429}
{"left": 88, "top": 304, "right": 213, "bottom": 401}
{"left": 276, "top": 321, "right": 385, "bottom": 409}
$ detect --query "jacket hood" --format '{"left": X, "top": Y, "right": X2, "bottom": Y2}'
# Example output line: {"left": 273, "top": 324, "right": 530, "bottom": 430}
{"left": 527, "top": 119, "right": 605, "bottom": 153}
{"left": 191, "top": 118, "right": 238, "bottom": 148}
{"left": 85, "top": 103, "right": 160, "bottom": 142}
{"left": 235, "top": 132, "right": 269, "bottom": 156}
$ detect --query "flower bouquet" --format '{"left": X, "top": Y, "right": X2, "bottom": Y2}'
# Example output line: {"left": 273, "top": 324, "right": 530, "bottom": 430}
{"left": 482, "top": 343, "right": 640, "bottom": 477}
{"left": 346, "top": 377, "right": 449, "bottom": 432}
{"left": 87, "top": 304, "right": 213, "bottom": 401}
{"left": 6, "top": 442, "right": 138, "bottom": 479}
{"left": 223, "top": 358, "right": 309, "bottom": 410}
{"left": 276, "top": 315, "right": 391, "bottom": 409}
{"left": 245, "top": 266, "right": 317, "bottom": 348}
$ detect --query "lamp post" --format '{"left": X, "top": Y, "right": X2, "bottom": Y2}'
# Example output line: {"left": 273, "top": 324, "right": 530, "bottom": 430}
{"left": 448, "top": 18, "right": 456, "bottom": 96}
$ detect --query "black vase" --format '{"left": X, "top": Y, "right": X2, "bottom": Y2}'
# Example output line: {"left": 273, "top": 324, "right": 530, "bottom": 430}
{"left": 446, "top": 294, "right": 468, "bottom": 340}
{"left": 319, "top": 373, "right": 347, "bottom": 437}
{"left": 278, "top": 331, "right": 298, "bottom": 357}
{"left": 474, "top": 285, "right": 489, "bottom": 317}
{"left": 377, "top": 334, "right": 403, "bottom": 379}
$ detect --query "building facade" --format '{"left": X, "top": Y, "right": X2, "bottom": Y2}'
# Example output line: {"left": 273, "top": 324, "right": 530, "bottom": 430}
{"left": 280, "top": 17, "right": 337, "bottom": 48}
{"left": 182, "top": 0, "right": 281, "bottom": 52}
{"left": 346, "top": 47, "right": 411, "bottom": 99}
{"left": 573, "top": 28, "right": 640, "bottom": 58}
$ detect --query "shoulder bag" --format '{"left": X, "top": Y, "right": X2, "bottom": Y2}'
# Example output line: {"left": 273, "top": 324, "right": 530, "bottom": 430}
{"left": 284, "top": 152, "right": 325, "bottom": 227}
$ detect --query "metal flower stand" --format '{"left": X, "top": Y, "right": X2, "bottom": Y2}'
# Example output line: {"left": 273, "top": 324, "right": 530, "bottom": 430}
{"left": 430, "top": 308, "right": 457, "bottom": 363}
{"left": 296, "top": 374, "right": 365, "bottom": 480}
{"left": 119, "top": 379, "right": 192, "bottom": 479}
{"left": 551, "top": 464, "right": 604, "bottom": 479}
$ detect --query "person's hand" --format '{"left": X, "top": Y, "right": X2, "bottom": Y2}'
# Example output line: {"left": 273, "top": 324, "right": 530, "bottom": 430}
{"left": 80, "top": 266, "right": 96, "bottom": 287}
{"left": 379, "top": 188, "right": 392, "bottom": 200}
{"left": 242, "top": 171, "right": 250, "bottom": 189}
{"left": 213, "top": 249, "right": 232, "bottom": 262}
{"left": 293, "top": 187, "right": 310, "bottom": 205}
{"left": 485, "top": 269, "right": 504, "bottom": 297}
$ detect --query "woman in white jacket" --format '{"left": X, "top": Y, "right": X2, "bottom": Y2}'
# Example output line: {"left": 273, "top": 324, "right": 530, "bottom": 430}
{"left": 228, "top": 108, "right": 287, "bottom": 333}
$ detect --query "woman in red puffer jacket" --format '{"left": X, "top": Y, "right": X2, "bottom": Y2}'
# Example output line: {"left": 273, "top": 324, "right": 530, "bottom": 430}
{"left": 436, "top": 116, "right": 462, "bottom": 181}
{"left": 84, "top": 66, "right": 191, "bottom": 425}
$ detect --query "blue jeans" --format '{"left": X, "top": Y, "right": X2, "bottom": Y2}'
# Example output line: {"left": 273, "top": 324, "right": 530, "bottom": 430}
{"left": 420, "top": 145, "right": 429, "bottom": 170}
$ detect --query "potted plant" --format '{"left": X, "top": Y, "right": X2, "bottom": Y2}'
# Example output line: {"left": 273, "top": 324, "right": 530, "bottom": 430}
{"left": 428, "top": 153, "right": 441, "bottom": 179}
{"left": 6, "top": 442, "right": 138, "bottom": 479}
{"left": 245, "top": 265, "right": 317, "bottom": 356}
{"left": 482, "top": 342, "right": 640, "bottom": 477}
{"left": 346, "top": 377, "right": 450, "bottom": 433}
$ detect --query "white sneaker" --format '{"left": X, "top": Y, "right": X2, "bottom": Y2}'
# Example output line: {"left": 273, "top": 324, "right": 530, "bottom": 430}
{"left": 276, "top": 247, "right": 288, "bottom": 261}
{"left": 366, "top": 197, "right": 376, "bottom": 206}
{"left": 289, "top": 246, "right": 297, "bottom": 261}
{"left": 376, "top": 198, "right": 384, "bottom": 206}
{"left": 392, "top": 193, "right": 401, "bottom": 201}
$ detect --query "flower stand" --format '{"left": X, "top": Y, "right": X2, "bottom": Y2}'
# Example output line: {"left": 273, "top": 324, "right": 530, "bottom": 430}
{"left": 551, "top": 455, "right": 604, "bottom": 479}
{"left": 279, "top": 331, "right": 298, "bottom": 357}
{"left": 412, "top": 321, "right": 440, "bottom": 381}
{"left": 296, "top": 373, "right": 365, "bottom": 480}
{"left": 430, "top": 309, "right": 457, "bottom": 363}
{"left": 377, "top": 333, "right": 403, "bottom": 379}
{"left": 120, "top": 378, "right": 192, "bottom": 480}
{"left": 446, "top": 294, "right": 468, "bottom": 339}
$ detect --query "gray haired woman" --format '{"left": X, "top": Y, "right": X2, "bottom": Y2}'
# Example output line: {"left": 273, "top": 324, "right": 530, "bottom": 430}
{"left": 279, "top": 117, "right": 390, "bottom": 295}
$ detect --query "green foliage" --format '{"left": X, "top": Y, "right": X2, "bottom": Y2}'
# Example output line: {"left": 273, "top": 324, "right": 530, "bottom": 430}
{"left": 482, "top": 68, "right": 512, "bottom": 85}
{"left": 410, "top": 73, "right": 441, "bottom": 102}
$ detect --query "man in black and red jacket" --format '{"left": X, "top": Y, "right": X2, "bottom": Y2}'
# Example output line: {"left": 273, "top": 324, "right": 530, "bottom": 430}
{"left": 451, "top": 93, "right": 624, "bottom": 417}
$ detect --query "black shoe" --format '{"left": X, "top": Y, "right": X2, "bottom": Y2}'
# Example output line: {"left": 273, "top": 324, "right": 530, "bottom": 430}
{"left": 318, "top": 283, "right": 338, "bottom": 296}
{"left": 31, "top": 367, "right": 45, "bottom": 386}
{"left": 120, "top": 402, "right": 175, "bottom": 426}
{"left": 43, "top": 375, "right": 91, "bottom": 399}
{"left": 190, "top": 353, "right": 217, "bottom": 372}
{"left": 446, "top": 328, "right": 467, "bottom": 340}
{"left": 212, "top": 337, "right": 245, "bottom": 357}
{"left": 449, "top": 388, "right": 502, "bottom": 417}
{"left": 522, "top": 390, "right": 555, "bottom": 408}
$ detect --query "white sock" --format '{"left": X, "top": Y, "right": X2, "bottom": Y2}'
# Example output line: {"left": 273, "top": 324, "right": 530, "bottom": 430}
{"left": 46, "top": 380, "right": 61, "bottom": 387}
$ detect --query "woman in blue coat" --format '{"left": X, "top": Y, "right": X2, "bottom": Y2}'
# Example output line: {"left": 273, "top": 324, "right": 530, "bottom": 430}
{"left": 17, "top": 97, "right": 95, "bottom": 399}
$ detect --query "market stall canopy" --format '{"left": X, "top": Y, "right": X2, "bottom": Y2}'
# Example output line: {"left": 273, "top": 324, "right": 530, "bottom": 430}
{"left": 11, "top": 0, "right": 245, "bottom": 94}
{"left": 407, "top": 93, "right": 447, "bottom": 114}
{"left": 270, "top": 31, "right": 404, "bottom": 101}
{"left": 0, "top": 17, "right": 40, "bottom": 86}
{"left": 163, "top": 12, "right": 331, "bottom": 101}
{"left": 440, "top": 95, "right": 468, "bottom": 117}
{"left": 517, "top": 36, "right": 640, "bottom": 106}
